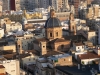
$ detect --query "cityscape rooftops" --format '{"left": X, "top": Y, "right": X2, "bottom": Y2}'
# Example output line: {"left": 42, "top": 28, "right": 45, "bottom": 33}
{"left": 78, "top": 52, "right": 100, "bottom": 59}
{"left": 55, "top": 64, "right": 100, "bottom": 75}
{"left": 48, "top": 53, "right": 71, "bottom": 60}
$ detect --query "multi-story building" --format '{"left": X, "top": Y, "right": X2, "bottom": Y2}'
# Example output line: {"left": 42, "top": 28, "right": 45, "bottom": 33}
{"left": 0, "top": 56, "right": 20, "bottom": 75}
{"left": 0, "top": 65, "right": 6, "bottom": 75}
{"left": 36, "top": 53, "right": 73, "bottom": 75}
{"left": 38, "top": 0, "right": 49, "bottom": 9}
{"left": 2, "top": 0, "right": 10, "bottom": 10}
{"left": 16, "top": 33, "right": 34, "bottom": 53}
{"left": 50, "top": 0, "right": 70, "bottom": 12}
{"left": 5, "top": 22, "right": 22, "bottom": 32}
{"left": 10, "top": 0, "right": 21, "bottom": 11}
{"left": 2, "top": 0, "right": 21, "bottom": 11}
{"left": 0, "top": 28, "right": 4, "bottom": 38}
{"left": 21, "top": 0, "right": 39, "bottom": 10}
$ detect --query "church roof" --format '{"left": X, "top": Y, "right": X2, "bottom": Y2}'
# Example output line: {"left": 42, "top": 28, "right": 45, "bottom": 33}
{"left": 44, "top": 9, "right": 61, "bottom": 28}
{"left": 44, "top": 17, "right": 61, "bottom": 28}
{"left": 50, "top": 38, "right": 70, "bottom": 44}
{"left": 92, "top": 0, "right": 100, "bottom": 5}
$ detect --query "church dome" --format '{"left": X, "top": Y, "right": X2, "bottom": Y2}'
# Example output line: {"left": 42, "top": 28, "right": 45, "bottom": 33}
{"left": 92, "top": 0, "right": 100, "bottom": 5}
{"left": 44, "top": 9, "right": 61, "bottom": 28}
{"left": 44, "top": 17, "right": 61, "bottom": 28}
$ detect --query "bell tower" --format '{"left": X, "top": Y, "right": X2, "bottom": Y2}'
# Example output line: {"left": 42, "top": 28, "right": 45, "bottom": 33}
{"left": 40, "top": 41, "right": 47, "bottom": 55}
{"left": 69, "top": 13, "right": 76, "bottom": 35}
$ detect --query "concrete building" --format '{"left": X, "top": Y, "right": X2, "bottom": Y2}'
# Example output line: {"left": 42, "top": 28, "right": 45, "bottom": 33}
{"left": 0, "top": 5, "right": 2, "bottom": 12}
{"left": 0, "top": 56, "right": 20, "bottom": 75}
{"left": 5, "top": 22, "right": 22, "bottom": 32}
{"left": 2, "top": 0, "right": 21, "bottom": 11}
{"left": 50, "top": 0, "right": 70, "bottom": 12}
{"left": 55, "top": 64, "right": 100, "bottom": 75}
{"left": 16, "top": 33, "right": 34, "bottom": 53}
{"left": 38, "top": 0, "right": 49, "bottom": 9}
{"left": 48, "top": 54, "right": 72, "bottom": 67}
{"left": 2, "top": 0, "right": 10, "bottom": 10}
{"left": 21, "top": 0, "right": 39, "bottom": 10}
{"left": 10, "top": 0, "right": 21, "bottom": 11}
{"left": 36, "top": 53, "right": 72, "bottom": 75}
{"left": 0, "top": 28, "right": 4, "bottom": 38}
{"left": 0, "top": 65, "right": 6, "bottom": 75}
{"left": 87, "top": 30, "right": 96, "bottom": 45}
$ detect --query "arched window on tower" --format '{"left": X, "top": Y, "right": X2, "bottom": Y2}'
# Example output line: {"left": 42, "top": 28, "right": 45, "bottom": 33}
{"left": 56, "top": 32, "right": 58, "bottom": 37}
{"left": 50, "top": 32, "right": 52, "bottom": 37}
{"left": 73, "top": 26, "right": 74, "bottom": 30}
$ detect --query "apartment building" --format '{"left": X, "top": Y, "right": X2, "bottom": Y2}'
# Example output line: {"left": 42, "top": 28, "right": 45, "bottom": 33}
{"left": 2, "top": 0, "right": 21, "bottom": 11}
{"left": 2, "top": 0, "right": 10, "bottom": 10}
{"left": 0, "top": 28, "right": 4, "bottom": 38}
{"left": 5, "top": 22, "right": 22, "bottom": 32}
{"left": 50, "top": 0, "right": 70, "bottom": 12}
{"left": 10, "top": 0, "right": 21, "bottom": 11}
{"left": 16, "top": 33, "right": 34, "bottom": 53}
{"left": 38, "top": 0, "right": 49, "bottom": 9}
{"left": 0, "top": 56, "right": 20, "bottom": 75}
{"left": 35, "top": 53, "right": 72, "bottom": 75}
{"left": 0, "top": 65, "right": 6, "bottom": 75}
{"left": 21, "top": 0, "right": 39, "bottom": 10}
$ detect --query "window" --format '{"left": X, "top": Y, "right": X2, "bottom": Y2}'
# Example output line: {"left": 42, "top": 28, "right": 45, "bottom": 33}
{"left": 78, "top": 47, "right": 79, "bottom": 49}
{"left": 86, "top": 45, "right": 88, "bottom": 48}
{"left": 73, "top": 26, "right": 74, "bottom": 30}
{"left": 50, "top": 32, "right": 52, "bottom": 37}
{"left": 43, "top": 46, "right": 45, "bottom": 48}
{"left": 33, "top": 58, "right": 35, "bottom": 60}
{"left": 69, "top": 59, "right": 70, "bottom": 61}
{"left": 18, "top": 45, "right": 20, "bottom": 48}
{"left": 11, "top": 70, "right": 15, "bottom": 72}
{"left": 64, "top": 59, "right": 66, "bottom": 61}
{"left": 56, "top": 32, "right": 58, "bottom": 37}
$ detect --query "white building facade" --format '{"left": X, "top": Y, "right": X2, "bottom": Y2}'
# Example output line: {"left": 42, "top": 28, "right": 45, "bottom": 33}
{"left": 6, "top": 22, "right": 22, "bottom": 32}
{"left": 0, "top": 58, "right": 20, "bottom": 75}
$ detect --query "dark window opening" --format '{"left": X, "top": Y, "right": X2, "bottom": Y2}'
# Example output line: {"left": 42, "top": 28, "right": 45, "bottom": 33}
{"left": 56, "top": 32, "right": 58, "bottom": 37}
{"left": 73, "top": 26, "right": 74, "bottom": 30}
{"left": 43, "top": 46, "right": 45, "bottom": 48}
{"left": 50, "top": 32, "right": 52, "bottom": 37}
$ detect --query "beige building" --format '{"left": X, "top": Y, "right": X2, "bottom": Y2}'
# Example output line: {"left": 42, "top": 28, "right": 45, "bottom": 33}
{"left": 5, "top": 22, "right": 22, "bottom": 32}
{"left": 33, "top": 9, "right": 72, "bottom": 56}
{"left": 16, "top": 33, "right": 34, "bottom": 53}
{"left": 15, "top": 0, "right": 21, "bottom": 11}
{"left": 21, "top": 0, "right": 39, "bottom": 10}
{"left": 48, "top": 54, "right": 72, "bottom": 67}
{"left": 2, "top": 0, "right": 10, "bottom": 10}
{"left": 86, "top": 4, "right": 100, "bottom": 19}
{"left": 36, "top": 53, "right": 72, "bottom": 75}
{"left": 50, "top": 0, "right": 70, "bottom": 12}
{"left": 38, "top": 0, "right": 49, "bottom": 9}
{"left": 0, "top": 56, "right": 20, "bottom": 75}
{"left": 0, "top": 5, "right": 2, "bottom": 12}
{"left": 87, "top": 30, "right": 96, "bottom": 45}
{"left": 0, "top": 28, "right": 4, "bottom": 39}
{"left": 0, "top": 65, "right": 6, "bottom": 75}
{"left": 0, "top": 45, "right": 16, "bottom": 52}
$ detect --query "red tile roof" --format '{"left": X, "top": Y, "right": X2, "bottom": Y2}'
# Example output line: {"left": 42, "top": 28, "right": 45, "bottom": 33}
{"left": 0, "top": 73, "right": 6, "bottom": 75}
{"left": 0, "top": 65, "right": 5, "bottom": 68}
{"left": 78, "top": 52, "right": 100, "bottom": 59}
